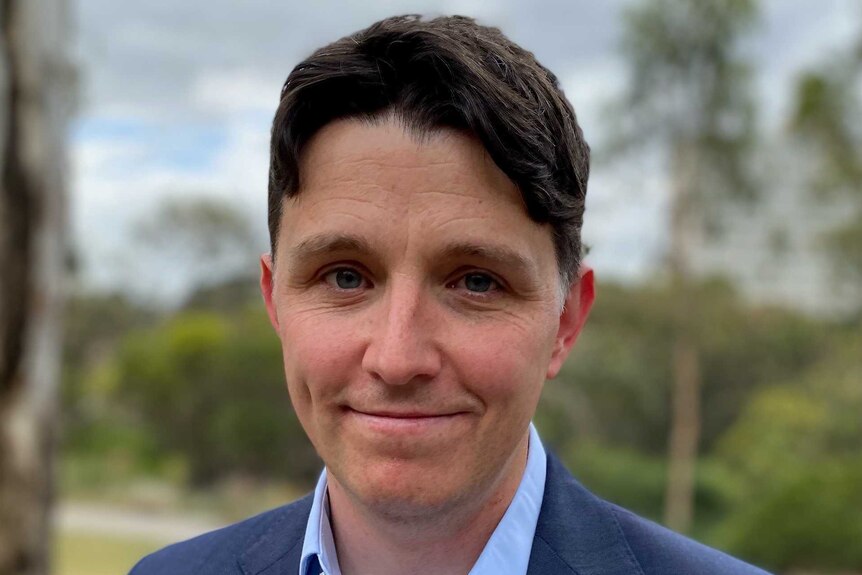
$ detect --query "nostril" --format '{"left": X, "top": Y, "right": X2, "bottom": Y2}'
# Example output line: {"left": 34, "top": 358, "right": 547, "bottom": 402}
{"left": 362, "top": 338, "right": 442, "bottom": 387}
{"left": 361, "top": 285, "right": 441, "bottom": 384}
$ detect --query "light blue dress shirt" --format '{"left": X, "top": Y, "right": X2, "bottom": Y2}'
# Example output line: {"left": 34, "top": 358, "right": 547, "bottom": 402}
{"left": 298, "top": 422, "right": 547, "bottom": 575}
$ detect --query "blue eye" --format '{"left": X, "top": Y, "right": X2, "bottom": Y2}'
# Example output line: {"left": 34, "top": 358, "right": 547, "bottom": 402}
{"left": 462, "top": 273, "right": 495, "bottom": 293}
{"left": 325, "top": 268, "right": 366, "bottom": 290}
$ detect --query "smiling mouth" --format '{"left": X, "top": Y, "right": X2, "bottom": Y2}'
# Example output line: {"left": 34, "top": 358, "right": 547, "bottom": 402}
{"left": 349, "top": 408, "right": 464, "bottom": 419}
{"left": 345, "top": 407, "right": 469, "bottom": 434}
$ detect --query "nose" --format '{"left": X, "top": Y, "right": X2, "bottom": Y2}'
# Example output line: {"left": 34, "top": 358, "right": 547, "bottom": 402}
{"left": 361, "top": 279, "right": 442, "bottom": 386}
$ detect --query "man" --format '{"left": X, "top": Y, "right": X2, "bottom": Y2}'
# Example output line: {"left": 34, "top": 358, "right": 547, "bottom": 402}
{"left": 131, "top": 15, "right": 769, "bottom": 575}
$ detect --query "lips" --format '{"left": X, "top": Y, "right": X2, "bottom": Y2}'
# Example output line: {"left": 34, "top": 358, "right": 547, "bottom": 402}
{"left": 345, "top": 407, "right": 469, "bottom": 436}
{"left": 350, "top": 408, "right": 461, "bottom": 418}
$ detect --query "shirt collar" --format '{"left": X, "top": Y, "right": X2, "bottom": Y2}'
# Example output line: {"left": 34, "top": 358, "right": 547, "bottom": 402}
{"left": 467, "top": 422, "right": 547, "bottom": 574}
{"left": 299, "top": 422, "right": 547, "bottom": 575}
{"left": 299, "top": 469, "right": 341, "bottom": 575}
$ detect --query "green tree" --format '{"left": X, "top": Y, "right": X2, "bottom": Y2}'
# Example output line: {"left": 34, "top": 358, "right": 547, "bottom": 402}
{"left": 713, "top": 333, "right": 862, "bottom": 570}
{"left": 789, "top": 16, "right": 862, "bottom": 303}
{"left": 133, "top": 195, "right": 263, "bottom": 304}
{"left": 543, "top": 280, "right": 829, "bottom": 454}
{"left": 61, "top": 293, "right": 156, "bottom": 457}
{"left": 538, "top": 280, "right": 832, "bottom": 538}
{"left": 113, "top": 307, "right": 319, "bottom": 488}
{"left": 611, "top": 0, "right": 759, "bottom": 532}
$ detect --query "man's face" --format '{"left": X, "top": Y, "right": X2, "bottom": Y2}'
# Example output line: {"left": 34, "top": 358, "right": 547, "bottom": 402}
{"left": 261, "top": 118, "right": 593, "bottom": 519}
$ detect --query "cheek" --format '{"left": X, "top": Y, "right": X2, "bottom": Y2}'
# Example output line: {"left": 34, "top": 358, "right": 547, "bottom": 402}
{"left": 444, "top": 315, "right": 557, "bottom": 405}
{"left": 278, "top": 312, "right": 365, "bottom": 404}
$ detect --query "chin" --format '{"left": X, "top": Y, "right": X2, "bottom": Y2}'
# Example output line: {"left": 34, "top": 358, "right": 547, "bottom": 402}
{"left": 344, "top": 461, "right": 474, "bottom": 521}
{"left": 360, "top": 482, "right": 471, "bottom": 524}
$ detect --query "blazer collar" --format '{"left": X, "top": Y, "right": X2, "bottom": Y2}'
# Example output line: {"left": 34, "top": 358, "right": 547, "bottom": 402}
{"left": 527, "top": 452, "right": 645, "bottom": 575}
{"left": 238, "top": 494, "right": 313, "bottom": 575}
{"left": 238, "top": 453, "right": 644, "bottom": 575}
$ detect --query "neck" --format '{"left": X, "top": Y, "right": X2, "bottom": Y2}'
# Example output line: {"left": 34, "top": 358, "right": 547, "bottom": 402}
{"left": 327, "top": 434, "right": 529, "bottom": 575}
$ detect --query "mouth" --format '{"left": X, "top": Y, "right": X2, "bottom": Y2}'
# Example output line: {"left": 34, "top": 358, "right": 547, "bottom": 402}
{"left": 344, "top": 407, "right": 470, "bottom": 435}
{"left": 350, "top": 408, "right": 463, "bottom": 418}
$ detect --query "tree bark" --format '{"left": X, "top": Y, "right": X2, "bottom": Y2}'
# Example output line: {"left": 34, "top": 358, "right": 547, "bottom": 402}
{"left": 0, "top": 0, "right": 73, "bottom": 573}
{"left": 663, "top": 138, "right": 703, "bottom": 534}
{"left": 664, "top": 332, "right": 701, "bottom": 533}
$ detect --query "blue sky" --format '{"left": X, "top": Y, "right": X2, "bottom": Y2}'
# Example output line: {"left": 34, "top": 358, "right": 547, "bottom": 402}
{"left": 71, "top": 0, "right": 860, "bottom": 304}
{"left": 73, "top": 116, "right": 230, "bottom": 175}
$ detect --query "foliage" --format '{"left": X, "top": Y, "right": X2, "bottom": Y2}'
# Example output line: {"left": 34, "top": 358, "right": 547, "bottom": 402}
{"left": 112, "top": 306, "right": 320, "bottom": 487}
{"left": 792, "top": 71, "right": 862, "bottom": 193}
{"left": 711, "top": 334, "right": 862, "bottom": 570}
{"left": 53, "top": 4, "right": 862, "bottom": 571}
{"left": 789, "top": 22, "right": 862, "bottom": 290}
{"left": 60, "top": 287, "right": 318, "bottom": 490}
{"left": 61, "top": 293, "right": 159, "bottom": 463}
{"left": 133, "top": 195, "right": 259, "bottom": 265}
{"left": 61, "top": 277, "right": 862, "bottom": 569}
{"left": 130, "top": 196, "right": 264, "bottom": 303}
{"left": 542, "top": 280, "right": 831, "bottom": 455}
{"left": 610, "top": 0, "right": 763, "bottom": 532}
{"left": 714, "top": 461, "right": 862, "bottom": 570}
{"left": 609, "top": 0, "right": 759, "bottom": 208}
{"left": 537, "top": 280, "right": 862, "bottom": 568}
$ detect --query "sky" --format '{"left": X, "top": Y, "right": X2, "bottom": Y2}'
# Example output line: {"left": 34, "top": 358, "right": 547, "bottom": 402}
{"left": 70, "top": 0, "right": 861, "bottom": 304}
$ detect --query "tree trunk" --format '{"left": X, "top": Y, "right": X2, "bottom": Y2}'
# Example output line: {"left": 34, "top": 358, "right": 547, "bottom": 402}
{"left": 663, "top": 138, "right": 703, "bottom": 534}
{"left": 664, "top": 332, "right": 701, "bottom": 533}
{"left": 0, "top": 0, "right": 73, "bottom": 573}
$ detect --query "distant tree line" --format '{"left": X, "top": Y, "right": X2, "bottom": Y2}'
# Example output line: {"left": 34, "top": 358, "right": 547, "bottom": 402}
{"left": 59, "top": 272, "right": 862, "bottom": 571}
{"left": 56, "top": 1, "right": 862, "bottom": 574}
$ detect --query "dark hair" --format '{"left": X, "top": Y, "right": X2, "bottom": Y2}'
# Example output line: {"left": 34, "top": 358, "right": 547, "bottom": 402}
{"left": 268, "top": 14, "right": 590, "bottom": 287}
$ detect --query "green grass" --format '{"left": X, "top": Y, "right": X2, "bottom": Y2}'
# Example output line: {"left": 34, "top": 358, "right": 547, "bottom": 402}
{"left": 55, "top": 532, "right": 166, "bottom": 575}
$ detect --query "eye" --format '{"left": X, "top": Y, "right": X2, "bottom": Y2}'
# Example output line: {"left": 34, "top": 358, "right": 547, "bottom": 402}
{"left": 323, "top": 267, "right": 368, "bottom": 290}
{"left": 464, "top": 273, "right": 494, "bottom": 293}
{"left": 452, "top": 272, "right": 501, "bottom": 294}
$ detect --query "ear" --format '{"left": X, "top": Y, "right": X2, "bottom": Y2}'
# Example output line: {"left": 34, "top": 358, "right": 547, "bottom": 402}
{"left": 260, "top": 253, "right": 280, "bottom": 332}
{"left": 546, "top": 265, "right": 595, "bottom": 379}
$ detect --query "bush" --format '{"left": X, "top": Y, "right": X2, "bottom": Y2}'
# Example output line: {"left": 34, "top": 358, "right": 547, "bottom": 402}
{"left": 715, "top": 461, "right": 862, "bottom": 571}
{"left": 113, "top": 307, "right": 320, "bottom": 488}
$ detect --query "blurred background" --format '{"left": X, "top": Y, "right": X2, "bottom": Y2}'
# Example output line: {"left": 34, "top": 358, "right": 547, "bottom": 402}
{"left": 1, "top": 0, "right": 860, "bottom": 574}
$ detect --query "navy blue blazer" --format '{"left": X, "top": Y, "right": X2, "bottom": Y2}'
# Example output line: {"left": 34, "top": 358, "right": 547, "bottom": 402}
{"left": 130, "top": 453, "right": 770, "bottom": 574}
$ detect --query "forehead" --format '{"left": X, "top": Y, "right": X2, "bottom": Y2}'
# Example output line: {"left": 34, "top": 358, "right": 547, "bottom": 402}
{"left": 298, "top": 118, "right": 521, "bottom": 207}
{"left": 278, "top": 118, "right": 556, "bottom": 269}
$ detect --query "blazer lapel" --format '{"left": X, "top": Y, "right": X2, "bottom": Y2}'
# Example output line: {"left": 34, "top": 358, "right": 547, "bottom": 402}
{"left": 527, "top": 533, "right": 580, "bottom": 574}
{"left": 238, "top": 494, "right": 313, "bottom": 575}
{"left": 527, "top": 453, "right": 646, "bottom": 575}
{"left": 237, "top": 455, "right": 645, "bottom": 575}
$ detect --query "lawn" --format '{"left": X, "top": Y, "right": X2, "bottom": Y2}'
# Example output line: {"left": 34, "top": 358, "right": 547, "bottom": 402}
{"left": 55, "top": 532, "right": 166, "bottom": 575}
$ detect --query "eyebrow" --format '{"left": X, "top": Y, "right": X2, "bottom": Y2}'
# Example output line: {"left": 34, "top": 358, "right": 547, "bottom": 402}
{"left": 286, "top": 233, "right": 538, "bottom": 277}
{"left": 439, "top": 241, "right": 537, "bottom": 278}
{"left": 287, "top": 233, "right": 374, "bottom": 263}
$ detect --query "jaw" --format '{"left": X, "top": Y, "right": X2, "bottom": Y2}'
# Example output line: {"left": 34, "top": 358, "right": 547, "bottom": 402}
{"left": 324, "top": 422, "right": 530, "bottom": 535}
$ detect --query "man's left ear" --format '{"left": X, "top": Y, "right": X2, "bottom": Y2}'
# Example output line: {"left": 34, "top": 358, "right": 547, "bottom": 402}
{"left": 546, "top": 265, "right": 595, "bottom": 379}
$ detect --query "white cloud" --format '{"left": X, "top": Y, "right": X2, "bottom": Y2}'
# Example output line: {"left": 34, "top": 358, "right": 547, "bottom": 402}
{"left": 755, "top": 0, "right": 861, "bottom": 129}
{"left": 583, "top": 160, "right": 669, "bottom": 281}
{"left": 560, "top": 56, "right": 626, "bottom": 146}
{"left": 71, "top": 0, "right": 859, "bottom": 297}
{"left": 192, "top": 70, "right": 283, "bottom": 116}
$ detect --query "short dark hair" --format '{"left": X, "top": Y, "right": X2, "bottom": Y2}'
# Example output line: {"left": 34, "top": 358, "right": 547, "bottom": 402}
{"left": 268, "top": 14, "right": 590, "bottom": 287}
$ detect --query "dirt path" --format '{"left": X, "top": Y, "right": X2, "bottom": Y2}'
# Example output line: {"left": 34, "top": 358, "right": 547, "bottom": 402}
{"left": 55, "top": 502, "right": 227, "bottom": 543}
